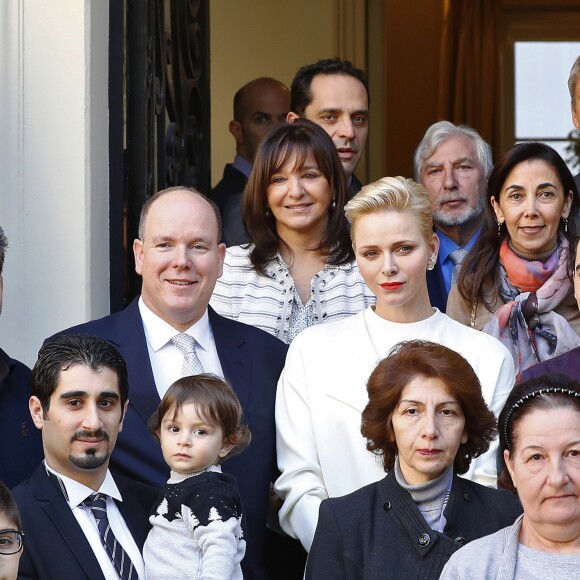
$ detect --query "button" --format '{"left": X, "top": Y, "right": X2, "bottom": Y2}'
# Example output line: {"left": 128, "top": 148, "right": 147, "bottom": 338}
{"left": 455, "top": 537, "right": 466, "bottom": 545}
{"left": 383, "top": 501, "right": 392, "bottom": 511}
{"left": 418, "top": 533, "right": 430, "bottom": 547}
{"left": 463, "top": 493, "right": 471, "bottom": 502}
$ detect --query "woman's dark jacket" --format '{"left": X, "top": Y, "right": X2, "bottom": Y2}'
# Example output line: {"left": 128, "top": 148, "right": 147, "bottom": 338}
{"left": 305, "top": 470, "right": 522, "bottom": 580}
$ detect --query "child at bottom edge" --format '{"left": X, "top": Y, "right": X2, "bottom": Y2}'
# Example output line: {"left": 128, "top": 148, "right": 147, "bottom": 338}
{"left": 143, "top": 373, "right": 251, "bottom": 580}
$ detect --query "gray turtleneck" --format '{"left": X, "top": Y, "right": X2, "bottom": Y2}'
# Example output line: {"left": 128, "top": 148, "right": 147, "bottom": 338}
{"left": 394, "top": 457, "right": 453, "bottom": 531}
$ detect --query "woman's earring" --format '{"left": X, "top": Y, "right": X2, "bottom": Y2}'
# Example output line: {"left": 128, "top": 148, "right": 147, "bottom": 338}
{"left": 427, "top": 260, "right": 435, "bottom": 271}
{"left": 497, "top": 220, "right": 502, "bottom": 237}
{"left": 331, "top": 198, "right": 336, "bottom": 210}
{"left": 563, "top": 217, "right": 569, "bottom": 233}
{"left": 265, "top": 207, "right": 270, "bottom": 217}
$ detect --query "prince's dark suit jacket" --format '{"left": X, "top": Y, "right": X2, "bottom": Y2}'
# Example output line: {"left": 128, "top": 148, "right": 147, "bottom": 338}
{"left": 12, "top": 465, "right": 157, "bottom": 580}
{"left": 52, "top": 298, "right": 288, "bottom": 580}
{"left": 306, "top": 470, "right": 522, "bottom": 580}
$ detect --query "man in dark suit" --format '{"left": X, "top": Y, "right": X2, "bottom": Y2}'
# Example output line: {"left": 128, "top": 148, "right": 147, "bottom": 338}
{"left": 0, "top": 225, "right": 43, "bottom": 488}
{"left": 287, "top": 57, "right": 369, "bottom": 198}
{"left": 213, "top": 77, "right": 290, "bottom": 245}
{"left": 568, "top": 55, "right": 580, "bottom": 191}
{"left": 414, "top": 121, "right": 492, "bottom": 312}
{"left": 12, "top": 334, "right": 156, "bottom": 579}
{"left": 53, "top": 187, "right": 288, "bottom": 580}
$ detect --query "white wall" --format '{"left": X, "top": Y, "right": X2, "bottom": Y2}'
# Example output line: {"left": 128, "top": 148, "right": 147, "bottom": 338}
{"left": 0, "top": 0, "right": 110, "bottom": 366}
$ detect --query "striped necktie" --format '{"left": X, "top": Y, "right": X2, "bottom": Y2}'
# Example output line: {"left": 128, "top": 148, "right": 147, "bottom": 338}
{"left": 82, "top": 493, "right": 138, "bottom": 580}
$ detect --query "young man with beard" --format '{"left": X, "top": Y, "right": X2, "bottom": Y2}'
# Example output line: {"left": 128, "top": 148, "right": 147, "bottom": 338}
{"left": 12, "top": 334, "right": 156, "bottom": 579}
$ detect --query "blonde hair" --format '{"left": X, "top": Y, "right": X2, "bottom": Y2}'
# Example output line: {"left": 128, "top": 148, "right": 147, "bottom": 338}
{"left": 344, "top": 176, "right": 434, "bottom": 246}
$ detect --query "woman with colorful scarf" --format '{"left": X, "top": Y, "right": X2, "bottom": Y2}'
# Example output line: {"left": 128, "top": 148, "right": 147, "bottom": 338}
{"left": 447, "top": 142, "right": 580, "bottom": 377}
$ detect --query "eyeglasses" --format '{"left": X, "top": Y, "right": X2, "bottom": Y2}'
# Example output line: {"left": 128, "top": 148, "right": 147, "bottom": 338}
{"left": 0, "top": 529, "right": 24, "bottom": 555}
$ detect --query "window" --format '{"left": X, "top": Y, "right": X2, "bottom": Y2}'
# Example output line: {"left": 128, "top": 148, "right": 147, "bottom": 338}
{"left": 515, "top": 42, "right": 580, "bottom": 173}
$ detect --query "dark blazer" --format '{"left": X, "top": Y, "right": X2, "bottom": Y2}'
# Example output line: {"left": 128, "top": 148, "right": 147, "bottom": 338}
{"left": 13, "top": 464, "right": 157, "bottom": 580}
{"left": 0, "top": 348, "right": 43, "bottom": 488}
{"left": 53, "top": 299, "right": 288, "bottom": 580}
{"left": 211, "top": 164, "right": 248, "bottom": 216}
{"left": 306, "top": 470, "right": 522, "bottom": 580}
{"left": 222, "top": 191, "right": 250, "bottom": 247}
{"left": 427, "top": 263, "right": 449, "bottom": 313}
{"left": 348, "top": 174, "right": 363, "bottom": 199}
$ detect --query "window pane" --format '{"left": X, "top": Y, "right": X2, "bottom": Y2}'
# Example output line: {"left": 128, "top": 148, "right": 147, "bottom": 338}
{"left": 515, "top": 42, "right": 580, "bottom": 137}
{"left": 515, "top": 42, "right": 580, "bottom": 172}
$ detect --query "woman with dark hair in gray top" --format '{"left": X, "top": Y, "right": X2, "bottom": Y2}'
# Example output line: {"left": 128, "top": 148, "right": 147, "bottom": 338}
{"left": 441, "top": 373, "right": 580, "bottom": 579}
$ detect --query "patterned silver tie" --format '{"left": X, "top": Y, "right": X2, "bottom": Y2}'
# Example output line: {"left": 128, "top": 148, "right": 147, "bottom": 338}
{"left": 172, "top": 333, "right": 204, "bottom": 376}
{"left": 82, "top": 493, "right": 137, "bottom": 580}
{"left": 449, "top": 247, "right": 468, "bottom": 286}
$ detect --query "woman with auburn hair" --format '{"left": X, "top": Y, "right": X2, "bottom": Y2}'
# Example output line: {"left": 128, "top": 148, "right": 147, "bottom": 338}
{"left": 275, "top": 176, "right": 515, "bottom": 553}
{"left": 306, "top": 340, "right": 522, "bottom": 580}
{"left": 447, "top": 142, "right": 580, "bottom": 375}
{"left": 441, "top": 373, "right": 580, "bottom": 579}
{"left": 210, "top": 119, "right": 374, "bottom": 344}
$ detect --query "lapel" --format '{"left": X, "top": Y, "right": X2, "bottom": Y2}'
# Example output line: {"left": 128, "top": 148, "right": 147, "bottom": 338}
{"left": 209, "top": 307, "right": 251, "bottom": 410}
{"left": 31, "top": 466, "right": 105, "bottom": 580}
{"left": 107, "top": 298, "right": 161, "bottom": 425}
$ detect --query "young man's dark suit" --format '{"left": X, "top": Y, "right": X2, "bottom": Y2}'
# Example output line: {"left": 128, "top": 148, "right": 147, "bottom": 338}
{"left": 12, "top": 464, "right": 157, "bottom": 580}
{"left": 52, "top": 297, "right": 288, "bottom": 580}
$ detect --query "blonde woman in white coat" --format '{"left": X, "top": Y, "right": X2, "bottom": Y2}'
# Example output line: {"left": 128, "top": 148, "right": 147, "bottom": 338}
{"left": 274, "top": 176, "right": 516, "bottom": 552}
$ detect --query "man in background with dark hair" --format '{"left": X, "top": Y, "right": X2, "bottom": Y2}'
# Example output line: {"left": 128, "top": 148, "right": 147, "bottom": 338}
{"left": 12, "top": 334, "right": 156, "bottom": 579}
{"left": 0, "top": 225, "right": 43, "bottom": 488}
{"left": 288, "top": 57, "right": 369, "bottom": 197}
{"left": 213, "top": 77, "right": 290, "bottom": 246}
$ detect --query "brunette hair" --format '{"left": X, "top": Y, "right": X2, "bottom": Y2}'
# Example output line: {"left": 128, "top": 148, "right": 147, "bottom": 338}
{"left": 498, "top": 373, "right": 580, "bottom": 491}
{"left": 361, "top": 340, "right": 496, "bottom": 474}
{"left": 0, "top": 480, "right": 21, "bottom": 530}
{"left": 242, "top": 119, "right": 353, "bottom": 274}
{"left": 149, "top": 373, "right": 251, "bottom": 461}
{"left": 457, "top": 142, "right": 580, "bottom": 310}
{"left": 32, "top": 334, "right": 129, "bottom": 414}
{"left": 290, "top": 57, "right": 369, "bottom": 115}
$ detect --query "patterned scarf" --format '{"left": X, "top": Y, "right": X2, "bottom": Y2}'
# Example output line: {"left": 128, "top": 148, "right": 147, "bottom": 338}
{"left": 483, "top": 237, "right": 580, "bottom": 377}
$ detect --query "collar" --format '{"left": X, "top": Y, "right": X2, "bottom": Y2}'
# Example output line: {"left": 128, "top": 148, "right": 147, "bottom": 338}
{"left": 232, "top": 155, "right": 252, "bottom": 178}
{"left": 138, "top": 297, "right": 211, "bottom": 353}
{"left": 44, "top": 461, "right": 122, "bottom": 507}
{"left": 168, "top": 464, "right": 221, "bottom": 484}
{"left": 435, "top": 227, "right": 479, "bottom": 264}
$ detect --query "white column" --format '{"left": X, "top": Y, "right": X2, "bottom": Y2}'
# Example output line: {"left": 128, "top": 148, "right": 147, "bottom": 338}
{"left": 0, "top": 0, "right": 110, "bottom": 366}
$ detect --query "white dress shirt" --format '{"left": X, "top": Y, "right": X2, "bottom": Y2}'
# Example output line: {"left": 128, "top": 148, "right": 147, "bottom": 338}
{"left": 44, "top": 463, "right": 145, "bottom": 580}
{"left": 139, "top": 298, "right": 224, "bottom": 398}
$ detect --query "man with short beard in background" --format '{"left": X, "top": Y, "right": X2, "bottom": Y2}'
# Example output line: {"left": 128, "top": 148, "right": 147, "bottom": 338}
{"left": 415, "top": 121, "right": 492, "bottom": 312}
